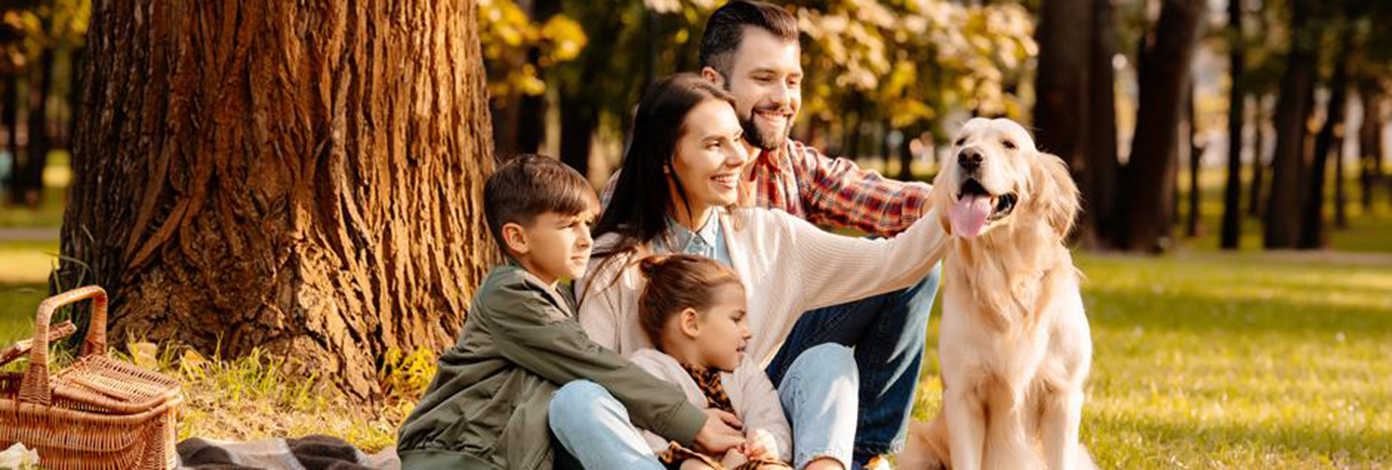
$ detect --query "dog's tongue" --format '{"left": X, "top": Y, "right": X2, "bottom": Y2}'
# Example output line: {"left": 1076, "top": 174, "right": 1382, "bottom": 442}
{"left": 950, "top": 195, "right": 993, "bottom": 238}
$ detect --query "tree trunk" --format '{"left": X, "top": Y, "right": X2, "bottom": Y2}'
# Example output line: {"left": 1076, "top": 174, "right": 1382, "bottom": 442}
{"left": 60, "top": 0, "right": 498, "bottom": 401}
{"left": 558, "top": 84, "right": 595, "bottom": 179}
{"left": 13, "top": 44, "right": 54, "bottom": 207}
{"left": 1265, "top": 0, "right": 1319, "bottom": 249}
{"left": 1220, "top": 0, "right": 1245, "bottom": 249}
{"left": 1359, "top": 86, "right": 1382, "bottom": 211}
{"left": 1249, "top": 95, "right": 1267, "bottom": 217}
{"left": 1186, "top": 78, "right": 1203, "bottom": 238}
{"left": 1299, "top": 33, "right": 1352, "bottom": 249}
{"left": 1086, "top": 0, "right": 1119, "bottom": 247}
{"left": 2, "top": 74, "right": 17, "bottom": 192}
{"left": 1334, "top": 123, "right": 1346, "bottom": 228}
{"left": 1116, "top": 0, "right": 1205, "bottom": 252}
{"left": 896, "top": 125, "right": 915, "bottom": 181}
{"left": 1034, "top": 0, "right": 1094, "bottom": 241}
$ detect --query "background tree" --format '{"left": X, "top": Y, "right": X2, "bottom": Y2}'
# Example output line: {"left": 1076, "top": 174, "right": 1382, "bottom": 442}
{"left": 1264, "top": 0, "right": 1320, "bottom": 249}
{"left": 1115, "top": 0, "right": 1207, "bottom": 252}
{"left": 59, "top": 0, "right": 497, "bottom": 400}
{"left": 1220, "top": 0, "right": 1246, "bottom": 249}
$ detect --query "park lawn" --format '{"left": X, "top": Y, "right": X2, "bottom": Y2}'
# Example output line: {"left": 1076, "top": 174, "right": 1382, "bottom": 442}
{"left": 911, "top": 251, "right": 1392, "bottom": 469}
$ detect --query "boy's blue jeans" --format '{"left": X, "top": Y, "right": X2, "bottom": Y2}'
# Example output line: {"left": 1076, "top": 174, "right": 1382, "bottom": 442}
{"left": 765, "top": 263, "right": 942, "bottom": 468}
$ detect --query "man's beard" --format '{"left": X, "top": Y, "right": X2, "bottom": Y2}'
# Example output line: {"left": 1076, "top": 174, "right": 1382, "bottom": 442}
{"left": 739, "top": 105, "right": 792, "bottom": 151}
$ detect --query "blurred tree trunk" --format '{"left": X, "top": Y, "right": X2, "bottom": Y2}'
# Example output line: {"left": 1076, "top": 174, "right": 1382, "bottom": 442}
{"left": 1116, "top": 0, "right": 1205, "bottom": 252}
{"left": 60, "top": 0, "right": 497, "bottom": 401}
{"left": 1087, "top": 0, "right": 1119, "bottom": 247}
{"left": 1299, "top": 33, "right": 1352, "bottom": 249}
{"left": 1034, "top": 0, "right": 1095, "bottom": 242}
{"left": 492, "top": 0, "right": 552, "bottom": 158}
{"left": 1249, "top": 95, "right": 1267, "bottom": 217}
{"left": 896, "top": 125, "right": 915, "bottom": 181}
{"left": 558, "top": 7, "right": 620, "bottom": 180}
{"left": 1265, "top": 0, "right": 1320, "bottom": 249}
{"left": 559, "top": 86, "right": 596, "bottom": 179}
{"left": 1220, "top": 0, "right": 1245, "bottom": 249}
{"left": 12, "top": 43, "right": 54, "bottom": 207}
{"left": 1334, "top": 124, "right": 1346, "bottom": 228}
{"left": 1186, "top": 79, "right": 1203, "bottom": 238}
{"left": 2, "top": 74, "right": 17, "bottom": 191}
{"left": 1359, "top": 86, "right": 1382, "bottom": 211}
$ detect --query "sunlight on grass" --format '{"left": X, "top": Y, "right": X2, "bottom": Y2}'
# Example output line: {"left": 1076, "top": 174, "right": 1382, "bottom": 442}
{"left": 0, "top": 240, "right": 58, "bottom": 284}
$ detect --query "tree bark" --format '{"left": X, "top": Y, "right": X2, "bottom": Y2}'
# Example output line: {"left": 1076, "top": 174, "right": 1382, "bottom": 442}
{"left": 60, "top": 0, "right": 498, "bottom": 400}
{"left": 1359, "top": 86, "right": 1382, "bottom": 211}
{"left": 1299, "top": 33, "right": 1352, "bottom": 249}
{"left": 1220, "top": 0, "right": 1245, "bottom": 249}
{"left": 1265, "top": 0, "right": 1319, "bottom": 249}
{"left": 66, "top": 47, "right": 84, "bottom": 153}
{"left": 1034, "top": 0, "right": 1094, "bottom": 241}
{"left": 1116, "top": 0, "right": 1205, "bottom": 252}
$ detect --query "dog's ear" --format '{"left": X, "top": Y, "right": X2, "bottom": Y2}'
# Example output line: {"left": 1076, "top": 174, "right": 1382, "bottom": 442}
{"left": 1030, "top": 151, "right": 1080, "bottom": 239}
{"left": 930, "top": 166, "right": 953, "bottom": 236}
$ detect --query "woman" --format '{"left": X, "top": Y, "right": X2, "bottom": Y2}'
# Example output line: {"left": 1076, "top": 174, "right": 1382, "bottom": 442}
{"left": 551, "top": 73, "right": 949, "bottom": 470}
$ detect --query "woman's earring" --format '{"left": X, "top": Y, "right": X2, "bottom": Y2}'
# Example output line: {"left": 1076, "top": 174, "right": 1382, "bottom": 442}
{"left": 663, "top": 166, "right": 671, "bottom": 174}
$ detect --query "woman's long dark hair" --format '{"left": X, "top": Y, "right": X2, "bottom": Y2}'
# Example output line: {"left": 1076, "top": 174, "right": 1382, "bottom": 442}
{"left": 591, "top": 73, "right": 737, "bottom": 261}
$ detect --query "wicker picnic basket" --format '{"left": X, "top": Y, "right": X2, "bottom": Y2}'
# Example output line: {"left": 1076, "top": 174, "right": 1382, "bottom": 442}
{"left": 0, "top": 286, "right": 183, "bottom": 470}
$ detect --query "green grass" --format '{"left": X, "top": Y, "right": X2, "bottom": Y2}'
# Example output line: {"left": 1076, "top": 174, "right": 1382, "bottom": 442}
{"left": 0, "top": 283, "right": 48, "bottom": 347}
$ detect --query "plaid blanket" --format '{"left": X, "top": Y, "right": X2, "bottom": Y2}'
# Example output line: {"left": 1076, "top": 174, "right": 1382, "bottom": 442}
{"left": 177, "top": 435, "right": 399, "bottom": 470}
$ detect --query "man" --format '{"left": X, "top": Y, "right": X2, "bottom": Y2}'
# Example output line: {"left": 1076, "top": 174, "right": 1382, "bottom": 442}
{"left": 696, "top": 2, "right": 941, "bottom": 468}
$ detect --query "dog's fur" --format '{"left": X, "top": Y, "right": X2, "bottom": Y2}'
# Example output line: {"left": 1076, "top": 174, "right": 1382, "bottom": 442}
{"left": 899, "top": 118, "right": 1094, "bottom": 470}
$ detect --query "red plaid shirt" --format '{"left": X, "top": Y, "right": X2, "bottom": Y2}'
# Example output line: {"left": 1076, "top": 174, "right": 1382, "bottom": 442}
{"left": 602, "top": 139, "right": 932, "bottom": 237}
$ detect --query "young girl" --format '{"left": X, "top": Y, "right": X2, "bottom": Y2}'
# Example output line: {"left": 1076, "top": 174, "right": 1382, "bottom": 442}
{"left": 629, "top": 254, "right": 792, "bottom": 470}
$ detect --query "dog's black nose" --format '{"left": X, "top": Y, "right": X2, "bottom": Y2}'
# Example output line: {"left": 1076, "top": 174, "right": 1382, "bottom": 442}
{"left": 958, "top": 148, "right": 983, "bottom": 171}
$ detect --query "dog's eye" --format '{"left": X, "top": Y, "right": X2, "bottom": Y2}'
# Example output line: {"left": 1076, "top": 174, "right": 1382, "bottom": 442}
{"left": 1002, "top": 139, "right": 1016, "bottom": 150}
{"left": 955, "top": 138, "right": 967, "bottom": 147}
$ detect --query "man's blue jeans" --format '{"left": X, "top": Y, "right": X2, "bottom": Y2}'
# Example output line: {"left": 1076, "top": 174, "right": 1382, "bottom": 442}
{"left": 765, "top": 263, "right": 942, "bottom": 468}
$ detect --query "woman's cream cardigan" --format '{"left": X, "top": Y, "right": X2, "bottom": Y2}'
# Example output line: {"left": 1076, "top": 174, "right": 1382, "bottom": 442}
{"left": 576, "top": 207, "right": 949, "bottom": 369}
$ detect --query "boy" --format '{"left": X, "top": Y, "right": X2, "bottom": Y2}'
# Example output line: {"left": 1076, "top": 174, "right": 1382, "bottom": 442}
{"left": 396, "top": 155, "right": 741, "bottom": 470}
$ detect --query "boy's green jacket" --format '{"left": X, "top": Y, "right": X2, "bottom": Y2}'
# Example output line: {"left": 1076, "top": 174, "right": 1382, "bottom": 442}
{"left": 396, "top": 263, "right": 707, "bottom": 469}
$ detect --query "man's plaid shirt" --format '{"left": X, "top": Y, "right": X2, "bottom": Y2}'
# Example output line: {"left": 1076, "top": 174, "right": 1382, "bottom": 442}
{"left": 603, "top": 139, "right": 932, "bottom": 237}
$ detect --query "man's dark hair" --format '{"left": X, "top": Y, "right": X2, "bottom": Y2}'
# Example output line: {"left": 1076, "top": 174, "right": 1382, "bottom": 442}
{"left": 699, "top": 1, "right": 799, "bottom": 80}
{"left": 483, "top": 154, "right": 598, "bottom": 255}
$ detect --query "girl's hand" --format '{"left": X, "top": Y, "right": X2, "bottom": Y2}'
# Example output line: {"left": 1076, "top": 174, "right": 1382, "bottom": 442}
{"left": 744, "top": 428, "right": 778, "bottom": 460}
{"left": 720, "top": 446, "right": 750, "bottom": 469}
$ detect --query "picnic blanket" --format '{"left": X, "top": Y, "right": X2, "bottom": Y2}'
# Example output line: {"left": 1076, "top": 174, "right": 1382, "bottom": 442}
{"left": 176, "top": 435, "right": 399, "bottom": 470}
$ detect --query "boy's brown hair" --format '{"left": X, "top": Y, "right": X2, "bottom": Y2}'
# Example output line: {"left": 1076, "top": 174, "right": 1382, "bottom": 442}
{"left": 636, "top": 254, "right": 744, "bottom": 347}
{"left": 483, "top": 154, "right": 598, "bottom": 256}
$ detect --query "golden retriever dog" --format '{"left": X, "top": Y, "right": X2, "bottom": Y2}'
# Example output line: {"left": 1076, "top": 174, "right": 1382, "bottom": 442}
{"left": 899, "top": 118, "right": 1094, "bottom": 470}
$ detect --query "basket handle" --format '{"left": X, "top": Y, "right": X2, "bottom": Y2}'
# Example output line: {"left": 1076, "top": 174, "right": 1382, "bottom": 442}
{"left": 19, "top": 285, "right": 109, "bottom": 406}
